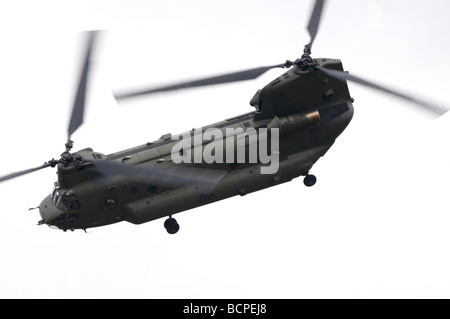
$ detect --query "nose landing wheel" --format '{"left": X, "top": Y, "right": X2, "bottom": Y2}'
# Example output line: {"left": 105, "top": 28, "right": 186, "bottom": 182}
{"left": 164, "top": 216, "right": 180, "bottom": 234}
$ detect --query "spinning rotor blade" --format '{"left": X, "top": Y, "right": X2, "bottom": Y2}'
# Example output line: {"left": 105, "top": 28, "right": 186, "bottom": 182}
{"left": 306, "top": 0, "right": 326, "bottom": 50}
{"left": 68, "top": 30, "right": 99, "bottom": 139}
{"left": 0, "top": 162, "right": 53, "bottom": 183}
{"left": 0, "top": 32, "right": 101, "bottom": 185}
{"left": 316, "top": 65, "right": 449, "bottom": 117}
{"left": 114, "top": 0, "right": 327, "bottom": 101}
{"left": 92, "top": 159, "right": 227, "bottom": 189}
{"left": 114, "top": 64, "right": 286, "bottom": 100}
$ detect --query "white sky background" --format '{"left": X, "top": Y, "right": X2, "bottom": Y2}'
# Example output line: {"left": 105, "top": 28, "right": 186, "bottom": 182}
{"left": 0, "top": 0, "right": 450, "bottom": 298}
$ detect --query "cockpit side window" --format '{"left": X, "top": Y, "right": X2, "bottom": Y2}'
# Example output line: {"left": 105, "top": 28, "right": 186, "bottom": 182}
{"left": 68, "top": 199, "right": 81, "bottom": 212}
{"left": 51, "top": 187, "right": 80, "bottom": 212}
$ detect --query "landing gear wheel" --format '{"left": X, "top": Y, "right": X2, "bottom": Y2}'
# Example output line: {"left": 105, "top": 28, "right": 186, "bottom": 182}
{"left": 164, "top": 217, "right": 180, "bottom": 235}
{"left": 303, "top": 174, "right": 317, "bottom": 187}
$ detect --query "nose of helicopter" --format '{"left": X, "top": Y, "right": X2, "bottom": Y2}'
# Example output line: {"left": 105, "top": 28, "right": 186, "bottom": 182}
{"left": 39, "top": 195, "right": 63, "bottom": 227}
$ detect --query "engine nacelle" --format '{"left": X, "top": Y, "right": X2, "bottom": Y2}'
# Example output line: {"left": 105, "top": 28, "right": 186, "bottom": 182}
{"left": 267, "top": 110, "right": 320, "bottom": 136}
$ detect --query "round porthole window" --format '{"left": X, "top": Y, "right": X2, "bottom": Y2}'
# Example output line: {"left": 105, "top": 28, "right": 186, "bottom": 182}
{"left": 147, "top": 185, "right": 157, "bottom": 194}
{"left": 105, "top": 198, "right": 116, "bottom": 209}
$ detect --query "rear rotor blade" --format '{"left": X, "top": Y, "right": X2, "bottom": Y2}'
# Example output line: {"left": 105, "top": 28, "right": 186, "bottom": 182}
{"left": 316, "top": 65, "right": 449, "bottom": 117}
{"left": 306, "top": 0, "right": 326, "bottom": 50}
{"left": 114, "top": 64, "right": 286, "bottom": 101}
{"left": 0, "top": 162, "right": 53, "bottom": 183}
{"left": 68, "top": 31, "right": 99, "bottom": 139}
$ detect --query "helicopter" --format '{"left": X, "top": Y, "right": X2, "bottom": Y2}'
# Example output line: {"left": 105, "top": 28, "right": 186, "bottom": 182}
{"left": 0, "top": 0, "right": 447, "bottom": 234}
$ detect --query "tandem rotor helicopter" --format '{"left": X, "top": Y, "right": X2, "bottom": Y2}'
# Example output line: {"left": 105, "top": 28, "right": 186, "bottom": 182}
{"left": 0, "top": 0, "right": 447, "bottom": 234}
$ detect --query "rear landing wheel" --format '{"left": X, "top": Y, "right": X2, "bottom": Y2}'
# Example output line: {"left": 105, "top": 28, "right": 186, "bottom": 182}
{"left": 164, "top": 217, "right": 180, "bottom": 234}
{"left": 303, "top": 174, "right": 317, "bottom": 187}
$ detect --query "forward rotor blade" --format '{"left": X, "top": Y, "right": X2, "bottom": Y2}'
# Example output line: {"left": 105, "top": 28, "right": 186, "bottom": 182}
{"left": 92, "top": 159, "right": 227, "bottom": 190}
{"left": 306, "top": 0, "right": 326, "bottom": 50}
{"left": 114, "top": 64, "right": 286, "bottom": 101}
{"left": 68, "top": 30, "right": 99, "bottom": 139}
{"left": 0, "top": 162, "right": 52, "bottom": 183}
{"left": 316, "top": 65, "right": 449, "bottom": 117}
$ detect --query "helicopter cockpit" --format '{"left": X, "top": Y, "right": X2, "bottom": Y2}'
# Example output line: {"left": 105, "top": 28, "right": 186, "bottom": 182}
{"left": 50, "top": 183, "right": 81, "bottom": 227}
{"left": 37, "top": 183, "right": 83, "bottom": 230}
{"left": 51, "top": 185, "right": 80, "bottom": 212}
